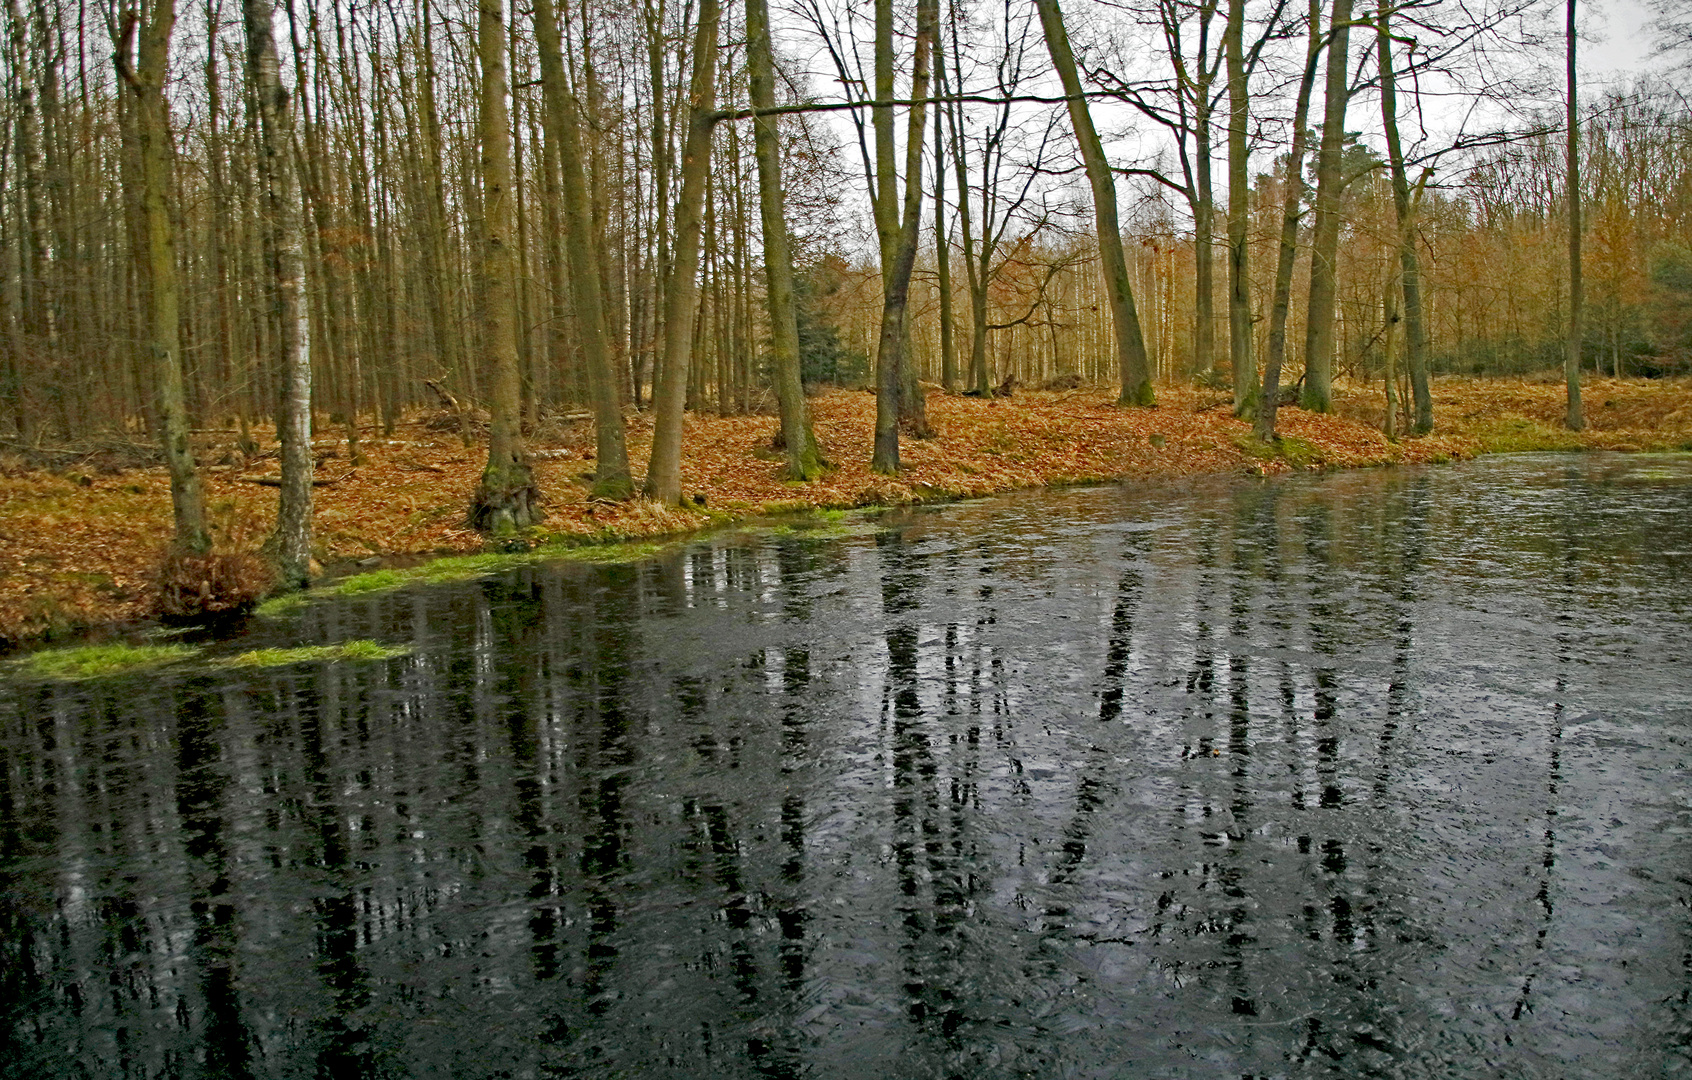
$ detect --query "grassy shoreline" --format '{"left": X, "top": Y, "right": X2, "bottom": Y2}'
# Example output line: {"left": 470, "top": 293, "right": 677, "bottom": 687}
{"left": 1, "top": 376, "right": 1686, "bottom": 650}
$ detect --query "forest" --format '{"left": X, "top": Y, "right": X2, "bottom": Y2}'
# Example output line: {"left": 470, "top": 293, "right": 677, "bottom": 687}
{"left": 2, "top": 0, "right": 1691, "bottom": 628}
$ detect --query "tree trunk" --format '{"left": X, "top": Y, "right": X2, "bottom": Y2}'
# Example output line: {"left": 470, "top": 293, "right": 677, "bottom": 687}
{"left": 644, "top": 0, "right": 719, "bottom": 502}
{"left": 1383, "top": 263, "right": 1399, "bottom": 441}
{"left": 870, "top": 0, "right": 936, "bottom": 473}
{"left": 1565, "top": 0, "right": 1584, "bottom": 430}
{"left": 746, "top": 0, "right": 823, "bottom": 478}
{"left": 1300, "top": 0, "right": 1353, "bottom": 414}
{"left": 1193, "top": 96, "right": 1216, "bottom": 378}
{"left": 1225, "top": 0, "right": 1255, "bottom": 415}
{"left": 243, "top": 0, "right": 313, "bottom": 587}
{"left": 119, "top": 1, "right": 210, "bottom": 555}
{"left": 933, "top": 73, "right": 958, "bottom": 394}
{"left": 1377, "top": 1, "right": 1432, "bottom": 433}
{"left": 416, "top": 0, "right": 471, "bottom": 448}
{"left": 1036, "top": 0, "right": 1154, "bottom": 405}
{"left": 469, "top": 0, "right": 539, "bottom": 535}
{"left": 1255, "top": 0, "right": 1320, "bottom": 442}
{"left": 534, "top": 0, "right": 633, "bottom": 497}
{"left": 8, "top": 0, "right": 47, "bottom": 349}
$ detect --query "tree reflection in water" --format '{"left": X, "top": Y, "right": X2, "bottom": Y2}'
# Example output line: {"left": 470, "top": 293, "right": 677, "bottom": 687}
{"left": 3, "top": 454, "right": 1692, "bottom": 1079}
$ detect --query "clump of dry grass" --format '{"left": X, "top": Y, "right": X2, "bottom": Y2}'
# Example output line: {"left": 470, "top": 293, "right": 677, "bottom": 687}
{"left": 151, "top": 548, "right": 274, "bottom": 619}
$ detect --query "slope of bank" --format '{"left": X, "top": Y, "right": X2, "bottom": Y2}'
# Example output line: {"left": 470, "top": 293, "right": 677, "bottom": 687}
{"left": 2, "top": 376, "right": 1686, "bottom": 645}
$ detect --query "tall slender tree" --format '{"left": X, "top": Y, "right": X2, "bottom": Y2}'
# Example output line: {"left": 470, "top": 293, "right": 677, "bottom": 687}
{"left": 746, "top": 0, "right": 824, "bottom": 478}
{"left": 470, "top": 0, "right": 539, "bottom": 533}
{"left": 1377, "top": 0, "right": 1432, "bottom": 433}
{"left": 1036, "top": 0, "right": 1155, "bottom": 405}
{"left": 870, "top": 0, "right": 937, "bottom": 473}
{"left": 1300, "top": 0, "right": 1354, "bottom": 413}
{"left": 117, "top": 0, "right": 210, "bottom": 555}
{"left": 1565, "top": 0, "right": 1584, "bottom": 430}
{"left": 1255, "top": 0, "right": 1320, "bottom": 441}
{"left": 1224, "top": 0, "right": 1255, "bottom": 415}
{"left": 244, "top": 0, "right": 313, "bottom": 586}
{"left": 534, "top": 0, "right": 633, "bottom": 497}
{"left": 645, "top": 0, "right": 720, "bottom": 502}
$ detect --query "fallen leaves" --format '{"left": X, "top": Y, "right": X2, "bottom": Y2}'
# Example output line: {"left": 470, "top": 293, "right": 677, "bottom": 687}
{"left": 0, "top": 373, "right": 1686, "bottom": 646}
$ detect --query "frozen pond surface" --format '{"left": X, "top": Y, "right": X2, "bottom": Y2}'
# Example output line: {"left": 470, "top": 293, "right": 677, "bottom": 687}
{"left": 3, "top": 453, "right": 1691, "bottom": 1078}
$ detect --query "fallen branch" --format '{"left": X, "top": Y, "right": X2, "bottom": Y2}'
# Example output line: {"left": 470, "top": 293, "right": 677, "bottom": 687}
{"left": 239, "top": 471, "right": 354, "bottom": 488}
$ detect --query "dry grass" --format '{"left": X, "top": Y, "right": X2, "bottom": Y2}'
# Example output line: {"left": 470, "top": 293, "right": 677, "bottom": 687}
{"left": 1, "top": 375, "right": 1685, "bottom": 646}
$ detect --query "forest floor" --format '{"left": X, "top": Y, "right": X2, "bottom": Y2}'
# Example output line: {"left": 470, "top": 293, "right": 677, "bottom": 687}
{"left": 2, "top": 374, "right": 1688, "bottom": 645}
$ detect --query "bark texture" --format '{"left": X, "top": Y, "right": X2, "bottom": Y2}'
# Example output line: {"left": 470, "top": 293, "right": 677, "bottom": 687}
{"left": 1036, "top": 0, "right": 1155, "bottom": 406}
{"left": 244, "top": 0, "right": 313, "bottom": 586}
{"left": 1300, "top": 0, "right": 1354, "bottom": 414}
{"left": 1255, "top": 0, "right": 1322, "bottom": 442}
{"left": 1225, "top": 0, "right": 1255, "bottom": 416}
{"left": 120, "top": 0, "right": 211, "bottom": 555}
{"left": 746, "top": 0, "right": 823, "bottom": 480}
{"left": 534, "top": 0, "right": 633, "bottom": 498}
{"left": 645, "top": 0, "right": 720, "bottom": 502}
{"left": 470, "top": 0, "right": 539, "bottom": 535}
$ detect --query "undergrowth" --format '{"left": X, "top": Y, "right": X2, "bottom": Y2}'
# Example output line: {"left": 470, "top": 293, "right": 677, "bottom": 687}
{"left": 216, "top": 640, "right": 410, "bottom": 668}
{"left": 1234, "top": 433, "right": 1330, "bottom": 469}
{"left": 14, "top": 642, "right": 199, "bottom": 680}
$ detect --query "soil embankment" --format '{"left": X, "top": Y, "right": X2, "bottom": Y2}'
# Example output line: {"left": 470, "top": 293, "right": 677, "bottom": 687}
{"left": 2, "top": 376, "right": 1686, "bottom": 644}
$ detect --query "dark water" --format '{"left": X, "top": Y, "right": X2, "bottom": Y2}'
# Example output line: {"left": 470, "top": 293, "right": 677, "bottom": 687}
{"left": 4, "top": 454, "right": 1691, "bottom": 1079}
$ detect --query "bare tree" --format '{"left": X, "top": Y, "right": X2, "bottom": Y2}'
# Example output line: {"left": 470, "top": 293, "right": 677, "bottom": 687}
{"left": 870, "top": 0, "right": 937, "bottom": 473}
{"left": 1300, "top": 0, "right": 1354, "bottom": 413}
{"left": 1376, "top": 0, "right": 1432, "bottom": 433}
{"left": 1036, "top": 0, "right": 1156, "bottom": 404}
{"left": 116, "top": 0, "right": 210, "bottom": 555}
{"left": 1224, "top": 0, "right": 1254, "bottom": 414}
{"left": 469, "top": 0, "right": 539, "bottom": 533}
{"left": 534, "top": 0, "right": 633, "bottom": 497}
{"left": 1565, "top": 0, "right": 1583, "bottom": 429}
{"left": 646, "top": 0, "right": 720, "bottom": 501}
{"left": 747, "top": 0, "right": 824, "bottom": 478}
{"left": 243, "top": 0, "right": 313, "bottom": 585}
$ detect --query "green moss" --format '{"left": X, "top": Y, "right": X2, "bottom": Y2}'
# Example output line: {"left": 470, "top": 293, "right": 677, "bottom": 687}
{"left": 253, "top": 591, "right": 312, "bottom": 617}
{"left": 1234, "top": 433, "right": 1328, "bottom": 469}
{"left": 1118, "top": 381, "right": 1157, "bottom": 407}
{"left": 331, "top": 569, "right": 406, "bottom": 595}
{"left": 15, "top": 642, "right": 200, "bottom": 681}
{"left": 558, "top": 539, "right": 671, "bottom": 564}
{"left": 251, "top": 505, "right": 869, "bottom": 618}
{"left": 216, "top": 639, "right": 411, "bottom": 668}
{"left": 1468, "top": 414, "right": 1585, "bottom": 454}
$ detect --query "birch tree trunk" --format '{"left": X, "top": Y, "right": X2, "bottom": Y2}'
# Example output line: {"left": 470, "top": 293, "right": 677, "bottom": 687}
{"left": 469, "top": 0, "right": 539, "bottom": 534}
{"left": 243, "top": 0, "right": 313, "bottom": 586}
{"left": 1036, "top": 0, "right": 1155, "bottom": 405}
{"left": 644, "top": 0, "right": 719, "bottom": 502}
{"left": 746, "top": 0, "right": 823, "bottom": 478}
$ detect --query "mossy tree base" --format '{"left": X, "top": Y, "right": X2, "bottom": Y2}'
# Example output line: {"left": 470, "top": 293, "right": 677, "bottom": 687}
{"left": 1117, "top": 380, "right": 1157, "bottom": 407}
{"left": 469, "top": 460, "right": 542, "bottom": 536}
{"left": 590, "top": 473, "right": 635, "bottom": 502}
{"left": 1233, "top": 385, "right": 1260, "bottom": 420}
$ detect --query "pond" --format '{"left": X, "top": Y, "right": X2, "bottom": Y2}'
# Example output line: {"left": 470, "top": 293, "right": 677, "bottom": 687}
{"left": 3, "top": 453, "right": 1690, "bottom": 1079}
